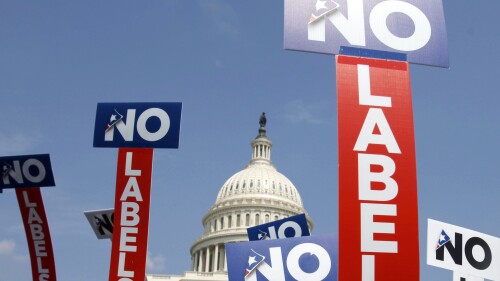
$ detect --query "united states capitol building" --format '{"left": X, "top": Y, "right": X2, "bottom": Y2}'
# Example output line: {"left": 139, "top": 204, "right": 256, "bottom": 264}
{"left": 147, "top": 114, "right": 313, "bottom": 281}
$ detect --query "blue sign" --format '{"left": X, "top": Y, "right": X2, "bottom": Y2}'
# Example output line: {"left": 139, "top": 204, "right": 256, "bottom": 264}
{"left": 0, "top": 154, "right": 55, "bottom": 192}
{"left": 247, "top": 213, "right": 310, "bottom": 241}
{"left": 284, "top": 0, "right": 449, "bottom": 68}
{"left": 226, "top": 235, "right": 338, "bottom": 281}
{"left": 93, "top": 102, "right": 182, "bottom": 149}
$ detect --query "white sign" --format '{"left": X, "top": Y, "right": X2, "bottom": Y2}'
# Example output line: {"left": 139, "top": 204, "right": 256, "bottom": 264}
{"left": 427, "top": 219, "right": 500, "bottom": 280}
{"left": 84, "top": 208, "right": 114, "bottom": 240}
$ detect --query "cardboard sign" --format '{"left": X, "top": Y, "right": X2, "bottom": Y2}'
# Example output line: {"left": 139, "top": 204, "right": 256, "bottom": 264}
{"left": 247, "top": 213, "right": 310, "bottom": 241}
{"left": 284, "top": 0, "right": 449, "bottom": 67}
{"left": 427, "top": 219, "right": 500, "bottom": 281}
{"left": 108, "top": 148, "right": 153, "bottom": 281}
{"left": 337, "top": 52, "right": 420, "bottom": 280}
{"left": 93, "top": 102, "right": 182, "bottom": 149}
{"left": 16, "top": 188, "right": 57, "bottom": 281}
{"left": 226, "top": 235, "right": 338, "bottom": 281}
{"left": 84, "top": 208, "right": 114, "bottom": 240}
{"left": 1, "top": 154, "right": 55, "bottom": 192}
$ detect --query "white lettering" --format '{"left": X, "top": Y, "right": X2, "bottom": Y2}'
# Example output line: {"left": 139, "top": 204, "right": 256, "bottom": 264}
{"left": 3, "top": 161, "right": 23, "bottom": 185}
{"left": 358, "top": 64, "right": 392, "bottom": 107}
{"left": 308, "top": 0, "right": 432, "bottom": 52}
{"left": 23, "top": 191, "right": 37, "bottom": 208}
{"left": 362, "top": 255, "right": 375, "bottom": 281}
{"left": 125, "top": 152, "right": 141, "bottom": 177}
{"left": 34, "top": 240, "right": 47, "bottom": 257}
{"left": 278, "top": 221, "right": 302, "bottom": 239}
{"left": 119, "top": 227, "right": 138, "bottom": 252}
{"left": 354, "top": 108, "right": 401, "bottom": 154}
{"left": 28, "top": 208, "right": 43, "bottom": 224}
{"left": 370, "top": 1, "right": 431, "bottom": 51}
{"left": 36, "top": 256, "right": 49, "bottom": 274}
{"left": 361, "top": 203, "right": 397, "bottom": 253}
{"left": 120, "top": 177, "right": 143, "bottom": 202}
{"left": 121, "top": 202, "right": 140, "bottom": 227}
{"left": 309, "top": 0, "right": 365, "bottom": 45}
{"left": 105, "top": 109, "right": 136, "bottom": 142}
{"left": 358, "top": 153, "right": 398, "bottom": 201}
{"left": 30, "top": 224, "right": 45, "bottom": 240}
{"left": 136, "top": 108, "right": 170, "bottom": 142}
{"left": 22, "top": 159, "right": 46, "bottom": 183}
{"left": 287, "top": 243, "right": 331, "bottom": 281}
{"left": 118, "top": 252, "right": 134, "bottom": 278}
{"left": 246, "top": 247, "right": 285, "bottom": 281}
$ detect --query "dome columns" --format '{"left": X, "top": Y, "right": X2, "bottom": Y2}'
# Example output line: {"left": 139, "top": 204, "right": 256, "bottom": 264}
{"left": 191, "top": 244, "right": 227, "bottom": 273}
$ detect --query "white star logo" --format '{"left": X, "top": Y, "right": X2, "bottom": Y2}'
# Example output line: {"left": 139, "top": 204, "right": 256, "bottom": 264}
{"left": 110, "top": 114, "right": 117, "bottom": 122}
{"left": 316, "top": 0, "right": 327, "bottom": 11}
{"left": 439, "top": 234, "right": 446, "bottom": 242}
{"left": 248, "top": 256, "right": 257, "bottom": 266}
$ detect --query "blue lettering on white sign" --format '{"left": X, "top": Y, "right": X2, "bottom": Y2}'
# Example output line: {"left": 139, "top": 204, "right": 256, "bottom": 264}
{"left": 247, "top": 213, "right": 310, "bottom": 241}
{"left": 0, "top": 154, "right": 55, "bottom": 191}
{"left": 226, "top": 235, "right": 338, "bottom": 281}
{"left": 284, "top": 0, "right": 449, "bottom": 67}
{"left": 93, "top": 102, "right": 182, "bottom": 148}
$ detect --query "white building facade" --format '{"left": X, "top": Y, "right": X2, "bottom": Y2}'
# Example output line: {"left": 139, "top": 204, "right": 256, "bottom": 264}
{"left": 147, "top": 116, "right": 312, "bottom": 281}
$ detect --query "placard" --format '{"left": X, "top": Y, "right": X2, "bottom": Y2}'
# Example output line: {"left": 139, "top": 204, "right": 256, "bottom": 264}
{"left": 247, "top": 213, "right": 310, "bottom": 241}
{"left": 427, "top": 219, "right": 500, "bottom": 280}
{"left": 226, "top": 235, "right": 337, "bottom": 281}
{"left": 284, "top": 0, "right": 449, "bottom": 67}
{"left": 16, "top": 188, "right": 57, "bottom": 281}
{"left": 93, "top": 102, "right": 182, "bottom": 149}
{"left": 337, "top": 53, "right": 419, "bottom": 280}
{"left": 108, "top": 148, "right": 153, "bottom": 281}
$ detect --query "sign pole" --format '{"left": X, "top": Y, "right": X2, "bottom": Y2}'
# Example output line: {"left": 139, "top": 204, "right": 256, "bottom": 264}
{"left": 92, "top": 102, "right": 182, "bottom": 281}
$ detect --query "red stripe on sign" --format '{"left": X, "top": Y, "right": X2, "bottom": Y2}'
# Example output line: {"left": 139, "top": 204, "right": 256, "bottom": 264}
{"left": 16, "top": 188, "right": 57, "bottom": 281}
{"left": 337, "top": 55, "right": 420, "bottom": 281}
{"left": 109, "top": 148, "right": 153, "bottom": 281}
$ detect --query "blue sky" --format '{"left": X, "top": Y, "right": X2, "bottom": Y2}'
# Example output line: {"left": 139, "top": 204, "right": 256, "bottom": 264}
{"left": 0, "top": 1, "right": 499, "bottom": 280}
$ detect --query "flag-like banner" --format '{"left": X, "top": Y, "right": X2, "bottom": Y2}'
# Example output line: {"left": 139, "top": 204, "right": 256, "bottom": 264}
{"left": 16, "top": 188, "right": 57, "bottom": 281}
{"left": 337, "top": 52, "right": 419, "bottom": 280}
{"left": 108, "top": 148, "right": 153, "bottom": 281}
{"left": 247, "top": 213, "right": 310, "bottom": 241}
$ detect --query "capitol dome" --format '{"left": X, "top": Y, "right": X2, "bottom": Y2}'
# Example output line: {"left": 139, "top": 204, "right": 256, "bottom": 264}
{"left": 188, "top": 113, "right": 313, "bottom": 276}
{"left": 147, "top": 114, "right": 312, "bottom": 281}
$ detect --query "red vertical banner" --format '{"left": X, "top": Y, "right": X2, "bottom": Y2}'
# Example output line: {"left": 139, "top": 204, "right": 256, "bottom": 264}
{"left": 109, "top": 148, "right": 153, "bottom": 281}
{"left": 337, "top": 55, "right": 420, "bottom": 281}
{"left": 16, "top": 188, "right": 57, "bottom": 281}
